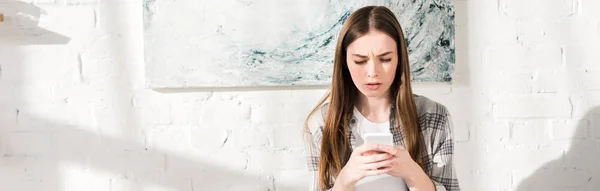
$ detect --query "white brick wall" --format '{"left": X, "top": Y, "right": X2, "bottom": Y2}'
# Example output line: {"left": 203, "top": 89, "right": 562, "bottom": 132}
{"left": 1, "top": 0, "right": 599, "bottom": 190}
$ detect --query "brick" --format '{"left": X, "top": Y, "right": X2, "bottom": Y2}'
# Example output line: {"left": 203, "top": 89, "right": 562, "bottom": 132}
{"left": 0, "top": 46, "right": 19, "bottom": 82}
{"left": 211, "top": 92, "right": 243, "bottom": 101}
{"left": 457, "top": 167, "right": 512, "bottom": 190}
{"left": 22, "top": 0, "right": 57, "bottom": 3}
{"left": 558, "top": 18, "right": 600, "bottom": 46}
{"left": 88, "top": 150, "right": 165, "bottom": 175}
{"left": 51, "top": 130, "right": 103, "bottom": 156}
{"left": 59, "top": 163, "right": 112, "bottom": 191}
{"left": 13, "top": 107, "right": 68, "bottom": 131}
{"left": 585, "top": 91, "right": 600, "bottom": 107}
{"left": 162, "top": 152, "right": 210, "bottom": 178}
{"left": 286, "top": 89, "right": 327, "bottom": 124}
{"left": 285, "top": 100, "right": 321, "bottom": 125}
{"left": 500, "top": 0, "right": 579, "bottom": 21}
{"left": 272, "top": 170, "right": 311, "bottom": 191}
{"left": 483, "top": 141, "right": 570, "bottom": 170}
{"left": 225, "top": 127, "right": 269, "bottom": 149}
{"left": 473, "top": 121, "right": 511, "bottom": 143}
{"left": 572, "top": 94, "right": 600, "bottom": 120}
{"left": 97, "top": 0, "right": 142, "bottom": 37}
{"left": 55, "top": 0, "right": 101, "bottom": 5}
{"left": 412, "top": 84, "right": 452, "bottom": 96}
{"left": 225, "top": 172, "right": 275, "bottom": 191}
{"left": 511, "top": 120, "right": 552, "bottom": 143}
{"left": 131, "top": 92, "right": 171, "bottom": 126}
{"left": 5, "top": 132, "right": 52, "bottom": 156}
{"left": 260, "top": 123, "right": 304, "bottom": 149}
{"left": 488, "top": 72, "right": 532, "bottom": 94}
{"left": 88, "top": 105, "right": 137, "bottom": 134}
{"left": 533, "top": 70, "right": 584, "bottom": 93}
{"left": 209, "top": 150, "right": 248, "bottom": 171}
{"left": 550, "top": 119, "right": 589, "bottom": 140}
{"left": 189, "top": 126, "right": 228, "bottom": 151}
{"left": 493, "top": 94, "right": 573, "bottom": 119}
{"left": 146, "top": 125, "right": 193, "bottom": 152}
{"left": 581, "top": 0, "right": 600, "bottom": 16}
{"left": 176, "top": 152, "right": 247, "bottom": 184}
{"left": 250, "top": 102, "right": 286, "bottom": 125}
{"left": 193, "top": 173, "right": 273, "bottom": 191}
{"left": 485, "top": 46, "right": 563, "bottom": 71}
{"left": 513, "top": 165, "right": 595, "bottom": 190}
{"left": 199, "top": 101, "right": 251, "bottom": 129}
{"left": 118, "top": 172, "right": 193, "bottom": 191}
{"left": 37, "top": 5, "right": 96, "bottom": 31}
{"left": 0, "top": 107, "right": 17, "bottom": 130}
{"left": 584, "top": 106, "right": 600, "bottom": 138}
{"left": 516, "top": 20, "right": 561, "bottom": 46}
{"left": 0, "top": 135, "right": 4, "bottom": 155}
{"left": 246, "top": 148, "right": 306, "bottom": 171}
{"left": 0, "top": 156, "right": 60, "bottom": 190}
{"left": 239, "top": 149, "right": 271, "bottom": 172}
{"left": 453, "top": 141, "right": 483, "bottom": 166}
{"left": 563, "top": 139, "right": 600, "bottom": 170}
{"left": 464, "top": 0, "right": 518, "bottom": 46}
{"left": 191, "top": 178, "right": 230, "bottom": 191}
{"left": 91, "top": 107, "right": 146, "bottom": 151}
{"left": 592, "top": 118, "right": 600, "bottom": 139}
{"left": 7, "top": 47, "right": 78, "bottom": 82}
{"left": 564, "top": 45, "right": 600, "bottom": 69}
{"left": 0, "top": 83, "right": 18, "bottom": 109}
{"left": 168, "top": 93, "right": 211, "bottom": 125}
{"left": 518, "top": 18, "right": 600, "bottom": 47}
{"left": 0, "top": 5, "right": 95, "bottom": 44}
{"left": 423, "top": 88, "right": 473, "bottom": 120}
{"left": 453, "top": 120, "right": 470, "bottom": 142}
{"left": 584, "top": 71, "right": 600, "bottom": 90}
{"left": 241, "top": 90, "right": 292, "bottom": 105}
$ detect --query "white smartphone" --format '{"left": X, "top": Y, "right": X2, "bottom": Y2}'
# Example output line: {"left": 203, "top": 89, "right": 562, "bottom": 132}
{"left": 362, "top": 133, "right": 393, "bottom": 147}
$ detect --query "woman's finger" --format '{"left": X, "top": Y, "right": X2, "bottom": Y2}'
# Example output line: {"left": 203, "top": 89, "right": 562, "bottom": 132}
{"left": 360, "top": 157, "right": 393, "bottom": 170}
{"left": 359, "top": 153, "right": 393, "bottom": 164}
{"left": 353, "top": 144, "right": 383, "bottom": 156}
{"left": 362, "top": 150, "right": 379, "bottom": 156}
{"left": 375, "top": 145, "right": 400, "bottom": 156}
{"left": 362, "top": 167, "right": 392, "bottom": 176}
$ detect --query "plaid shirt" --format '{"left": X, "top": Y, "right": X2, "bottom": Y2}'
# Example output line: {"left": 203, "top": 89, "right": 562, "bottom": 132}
{"left": 305, "top": 94, "right": 460, "bottom": 191}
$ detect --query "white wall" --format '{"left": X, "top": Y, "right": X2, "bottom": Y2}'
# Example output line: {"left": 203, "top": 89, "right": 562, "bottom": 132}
{"left": 0, "top": 0, "right": 599, "bottom": 190}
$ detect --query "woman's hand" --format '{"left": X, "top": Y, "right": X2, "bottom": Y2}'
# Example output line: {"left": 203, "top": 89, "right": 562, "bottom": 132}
{"left": 375, "top": 145, "right": 417, "bottom": 179}
{"left": 377, "top": 145, "right": 436, "bottom": 190}
{"left": 335, "top": 144, "right": 394, "bottom": 188}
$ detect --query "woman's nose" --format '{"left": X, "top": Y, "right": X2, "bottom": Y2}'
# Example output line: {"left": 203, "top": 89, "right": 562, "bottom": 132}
{"left": 366, "top": 60, "right": 379, "bottom": 77}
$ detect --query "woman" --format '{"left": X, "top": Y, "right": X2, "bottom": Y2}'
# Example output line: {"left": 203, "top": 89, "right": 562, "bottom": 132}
{"left": 303, "top": 6, "right": 460, "bottom": 191}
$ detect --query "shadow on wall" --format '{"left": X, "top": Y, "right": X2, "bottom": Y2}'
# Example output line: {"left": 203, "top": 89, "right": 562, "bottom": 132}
{"left": 2, "top": 115, "right": 282, "bottom": 191}
{"left": 0, "top": 1, "right": 295, "bottom": 191}
{"left": 515, "top": 106, "right": 600, "bottom": 191}
{"left": 0, "top": 1, "right": 70, "bottom": 44}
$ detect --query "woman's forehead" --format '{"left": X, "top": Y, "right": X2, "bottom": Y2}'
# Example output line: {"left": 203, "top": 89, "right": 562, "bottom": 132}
{"left": 347, "top": 31, "right": 397, "bottom": 55}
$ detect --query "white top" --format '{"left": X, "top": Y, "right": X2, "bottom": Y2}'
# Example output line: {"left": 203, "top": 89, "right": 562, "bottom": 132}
{"left": 352, "top": 106, "right": 391, "bottom": 144}
{"left": 352, "top": 107, "right": 409, "bottom": 191}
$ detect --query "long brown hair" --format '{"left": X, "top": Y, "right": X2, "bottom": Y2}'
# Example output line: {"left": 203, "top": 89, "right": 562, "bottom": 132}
{"left": 303, "top": 6, "right": 422, "bottom": 190}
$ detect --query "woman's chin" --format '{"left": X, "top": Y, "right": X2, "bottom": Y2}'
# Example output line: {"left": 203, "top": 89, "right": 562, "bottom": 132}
{"left": 359, "top": 90, "right": 389, "bottom": 99}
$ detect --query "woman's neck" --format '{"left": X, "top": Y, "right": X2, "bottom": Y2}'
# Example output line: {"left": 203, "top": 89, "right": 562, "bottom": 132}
{"left": 356, "top": 94, "right": 392, "bottom": 123}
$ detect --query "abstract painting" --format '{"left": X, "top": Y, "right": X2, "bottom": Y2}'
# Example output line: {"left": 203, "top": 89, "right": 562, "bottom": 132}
{"left": 144, "top": 0, "right": 455, "bottom": 88}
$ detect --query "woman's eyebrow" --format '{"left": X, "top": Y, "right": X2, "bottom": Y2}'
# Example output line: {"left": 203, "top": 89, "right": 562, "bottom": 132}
{"left": 351, "top": 51, "right": 392, "bottom": 58}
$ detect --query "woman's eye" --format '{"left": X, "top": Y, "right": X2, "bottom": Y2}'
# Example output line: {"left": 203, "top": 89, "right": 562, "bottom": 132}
{"left": 354, "top": 60, "right": 367, "bottom": 64}
{"left": 381, "top": 58, "right": 392, "bottom": 63}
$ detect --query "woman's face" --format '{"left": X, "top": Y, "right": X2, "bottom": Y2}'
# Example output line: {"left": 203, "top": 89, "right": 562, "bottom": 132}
{"left": 346, "top": 30, "right": 398, "bottom": 100}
